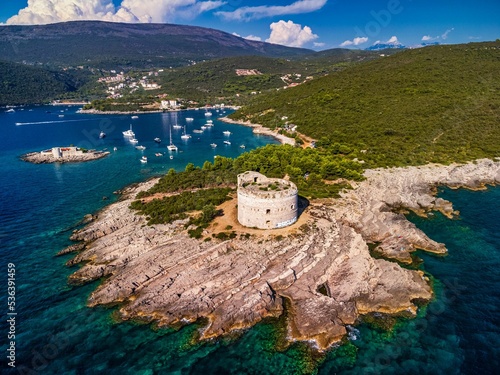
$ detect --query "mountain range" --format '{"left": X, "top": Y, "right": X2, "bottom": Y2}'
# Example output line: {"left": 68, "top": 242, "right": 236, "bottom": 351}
{"left": 0, "top": 21, "right": 312, "bottom": 69}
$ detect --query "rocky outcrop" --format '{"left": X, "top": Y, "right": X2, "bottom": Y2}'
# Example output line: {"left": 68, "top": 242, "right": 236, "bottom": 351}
{"left": 21, "top": 150, "right": 109, "bottom": 164}
{"left": 64, "top": 159, "right": 500, "bottom": 350}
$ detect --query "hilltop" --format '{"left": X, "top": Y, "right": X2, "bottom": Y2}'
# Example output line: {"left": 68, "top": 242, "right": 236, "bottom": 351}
{"left": 0, "top": 21, "right": 312, "bottom": 69}
{"left": 231, "top": 41, "right": 500, "bottom": 167}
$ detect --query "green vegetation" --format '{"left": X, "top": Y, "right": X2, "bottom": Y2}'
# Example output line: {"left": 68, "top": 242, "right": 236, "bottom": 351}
{"left": 231, "top": 42, "right": 500, "bottom": 167}
{"left": 0, "top": 60, "right": 71, "bottom": 105}
{"left": 130, "top": 188, "right": 232, "bottom": 226}
{"left": 0, "top": 60, "right": 107, "bottom": 106}
{"left": 138, "top": 144, "right": 363, "bottom": 200}
{"left": 153, "top": 53, "right": 387, "bottom": 104}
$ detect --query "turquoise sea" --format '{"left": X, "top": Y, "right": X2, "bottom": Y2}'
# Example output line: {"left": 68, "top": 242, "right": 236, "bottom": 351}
{"left": 0, "top": 106, "right": 498, "bottom": 374}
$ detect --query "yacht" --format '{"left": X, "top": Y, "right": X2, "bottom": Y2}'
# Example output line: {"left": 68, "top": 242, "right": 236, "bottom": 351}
{"left": 135, "top": 145, "right": 146, "bottom": 150}
{"left": 204, "top": 112, "right": 212, "bottom": 117}
{"left": 129, "top": 138, "right": 139, "bottom": 144}
{"left": 123, "top": 124, "right": 135, "bottom": 137}
{"left": 99, "top": 131, "right": 106, "bottom": 139}
{"left": 210, "top": 143, "right": 217, "bottom": 148}
{"left": 186, "top": 117, "right": 194, "bottom": 121}
{"left": 154, "top": 137, "right": 161, "bottom": 143}
{"left": 131, "top": 115, "right": 139, "bottom": 119}
{"left": 201, "top": 126, "right": 208, "bottom": 130}
{"left": 240, "top": 145, "right": 246, "bottom": 149}
{"left": 172, "top": 124, "right": 182, "bottom": 130}
{"left": 223, "top": 140, "right": 231, "bottom": 145}
{"left": 5, "top": 108, "right": 15, "bottom": 113}
{"left": 193, "top": 129, "right": 203, "bottom": 134}
{"left": 206, "top": 120, "right": 213, "bottom": 124}
{"left": 167, "top": 125, "right": 178, "bottom": 151}
{"left": 180, "top": 124, "right": 191, "bottom": 140}
{"left": 140, "top": 156, "right": 148, "bottom": 163}
{"left": 223, "top": 130, "right": 232, "bottom": 136}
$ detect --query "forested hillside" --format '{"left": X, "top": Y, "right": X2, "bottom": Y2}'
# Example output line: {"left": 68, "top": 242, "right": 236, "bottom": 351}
{"left": 231, "top": 42, "right": 500, "bottom": 167}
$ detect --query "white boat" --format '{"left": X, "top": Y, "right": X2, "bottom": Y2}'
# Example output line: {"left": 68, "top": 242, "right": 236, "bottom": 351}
{"left": 5, "top": 108, "right": 15, "bottom": 113}
{"left": 172, "top": 124, "right": 182, "bottom": 130}
{"left": 193, "top": 129, "right": 203, "bottom": 134}
{"left": 210, "top": 143, "right": 217, "bottom": 148}
{"left": 205, "top": 112, "right": 212, "bottom": 117}
{"left": 201, "top": 126, "right": 208, "bottom": 130}
{"left": 223, "top": 130, "right": 232, "bottom": 136}
{"left": 155, "top": 153, "right": 163, "bottom": 157}
{"left": 140, "top": 156, "right": 148, "bottom": 163}
{"left": 129, "top": 138, "right": 139, "bottom": 144}
{"left": 240, "top": 145, "right": 246, "bottom": 149}
{"left": 170, "top": 155, "right": 174, "bottom": 160}
{"left": 223, "top": 140, "right": 231, "bottom": 145}
{"left": 186, "top": 117, "right": 194, "bottom": 121}
{"left": 123, "top": 124, "right": 135, "bottom": 137}
{"left": 167, "top": 125, "right": 178, "bottom": 151}
{"left": 154, "top": 137, "right": 161, "bottom": 143}
{"left": 58, "top": 114, "right": 64, "bottom": 118}
{"left": 99, "top": 131, "right": 106, "bottom": 139}
{"left": 131, "top": 115, "right": 139, "bottom": 119}
{"left": 113, "top": 147, "right": 118, "bottom": 151}
{"left": 180, "top": 124, "right": 191, "bottom": 140}
{"left": 136, "top": 145, "right": 146, "bottom": 150}
{"left": 206, "top": 120, "right": 213, "bottom": 124}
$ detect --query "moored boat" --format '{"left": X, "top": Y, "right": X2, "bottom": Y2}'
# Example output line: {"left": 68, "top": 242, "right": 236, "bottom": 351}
{"left": 123, "top": 124, "right": 135, "bottom": 137}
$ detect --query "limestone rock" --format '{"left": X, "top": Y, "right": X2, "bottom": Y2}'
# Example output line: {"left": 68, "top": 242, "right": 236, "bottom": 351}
{"left": 64, "top": 159, "right": 500, "bottom": 350}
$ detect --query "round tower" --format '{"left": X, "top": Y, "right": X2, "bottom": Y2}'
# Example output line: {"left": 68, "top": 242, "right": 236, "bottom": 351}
{"left": 237, "top": 171, "right": 298, "bottom": 229}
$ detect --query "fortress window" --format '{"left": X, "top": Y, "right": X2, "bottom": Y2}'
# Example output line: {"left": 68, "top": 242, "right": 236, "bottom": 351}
{"left": 254, "top": 177, "right": 258, "bottom": 183}
{"left": 291, "top": 204, "right": 295, "bottom": 209}
{"left": 266, "top": 209, "right": 271, "bottom": 214}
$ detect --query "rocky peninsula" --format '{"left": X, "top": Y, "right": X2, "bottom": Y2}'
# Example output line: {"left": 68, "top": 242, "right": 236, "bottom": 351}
{"left": 22, "top": 147, "right": 109, "bottom": 164}
{"left": 62, "top": 158, "right": 500, "bottom": 350}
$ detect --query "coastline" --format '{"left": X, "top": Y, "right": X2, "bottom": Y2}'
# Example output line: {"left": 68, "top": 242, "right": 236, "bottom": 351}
{"left": 219, "top": 117, "right": 296, "bottom": 146}
{"left": 77, "top": 106, "right": 240, "bottom": 116}
{"left": 62, "top": 158, "right": 500, "bottom": 351}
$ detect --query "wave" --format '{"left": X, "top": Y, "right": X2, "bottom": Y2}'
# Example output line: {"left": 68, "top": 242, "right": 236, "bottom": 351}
{"left": 15, "top": 119, "right": 104, "bottom": 126}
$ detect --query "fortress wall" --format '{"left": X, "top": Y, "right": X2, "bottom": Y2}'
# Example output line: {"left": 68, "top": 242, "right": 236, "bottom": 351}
{"left": 237, "top": 172, "right": 299, "bottom": 229}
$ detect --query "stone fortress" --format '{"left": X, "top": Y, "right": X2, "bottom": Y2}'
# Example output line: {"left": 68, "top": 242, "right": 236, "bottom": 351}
{"left": 237, "top": 171, "right": 298, "bottom": 229}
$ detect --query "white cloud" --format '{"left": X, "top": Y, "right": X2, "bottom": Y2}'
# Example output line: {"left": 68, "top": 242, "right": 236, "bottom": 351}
{"left": 244, "top": 35, "right": 262, "bottom": 41}
{"left": 6, "top": 0, "right": 225, "bottom": 25}
{"left": 232, "top": 32, "right": 262, "bottom": 42}
{"left": 421, "top": 35, "right": 435, "bottom": 41}
{"left": 441, "top": 28, "right": 454, "bottom": 40}
{"left": 421, "top": 28, "right": 454, "bottom": 42}
{"left": 265, "top": 20, "right": 318, "bottom": 48}
{"left": 216, "top": 0, "right": 327, "bottom": 21}
{"left": 386, "top": 36, "right": 399, "bottom": 44}
{"left": 340, "top": 36, "right": 368, "bottom": 47}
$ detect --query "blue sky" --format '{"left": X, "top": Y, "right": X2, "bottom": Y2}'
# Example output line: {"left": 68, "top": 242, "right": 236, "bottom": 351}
{"left": 1, "top": 0, "right": 499, "bottom": 50}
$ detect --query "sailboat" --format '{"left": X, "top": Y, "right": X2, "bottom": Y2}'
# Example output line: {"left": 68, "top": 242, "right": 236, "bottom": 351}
{"left": 167, "top": 125, "right": 178, "bottom": 151}
{"left": 181, "top": 124, "right": 191, "bottom": 140}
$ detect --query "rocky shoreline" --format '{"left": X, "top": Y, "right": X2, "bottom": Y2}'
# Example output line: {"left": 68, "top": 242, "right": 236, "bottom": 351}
{"left": 62, "top": 158, "right": 500, "bottom": 350}
{"left": 219, "top": 117, "right": 296, "bottom": 146}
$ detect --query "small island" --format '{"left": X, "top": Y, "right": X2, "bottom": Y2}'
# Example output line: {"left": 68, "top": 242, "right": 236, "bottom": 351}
{"left": 22, "top": 147, "right": 110, "bottom": 164}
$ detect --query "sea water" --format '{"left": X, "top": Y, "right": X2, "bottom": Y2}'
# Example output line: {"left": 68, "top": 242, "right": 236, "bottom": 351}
{"left": 0, "top": 107, "right": 498, "bottom": 374}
